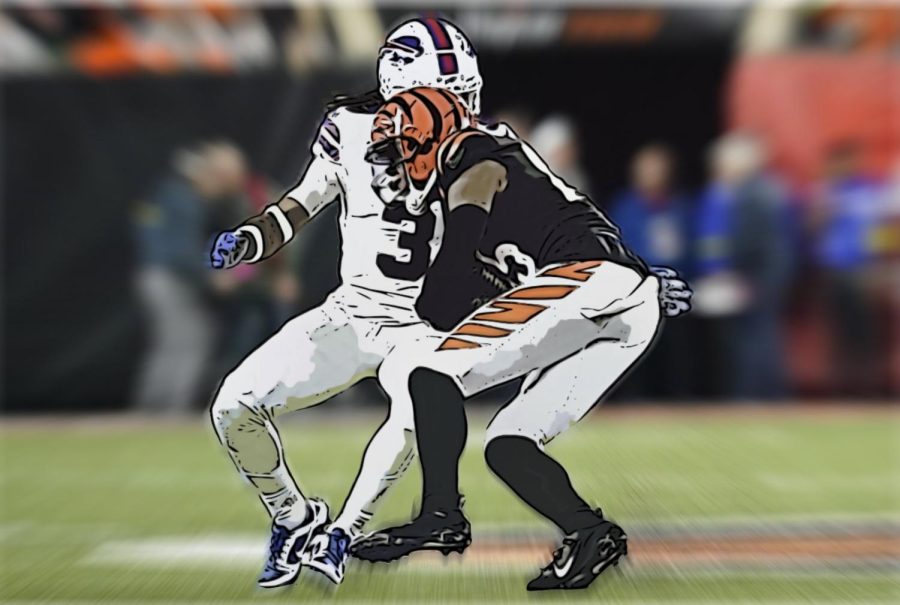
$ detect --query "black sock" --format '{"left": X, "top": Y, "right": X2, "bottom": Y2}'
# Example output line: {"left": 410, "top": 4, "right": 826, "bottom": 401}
{"left": 409, "top": 367, "right": 467, "bottom": 513}
{"left": 485, "top": 436, "right": 601, "bottom": 534}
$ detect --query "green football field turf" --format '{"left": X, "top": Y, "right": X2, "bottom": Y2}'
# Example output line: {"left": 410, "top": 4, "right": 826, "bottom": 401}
{"left": 1, "top": 406, "right": 897, "bottom": 603}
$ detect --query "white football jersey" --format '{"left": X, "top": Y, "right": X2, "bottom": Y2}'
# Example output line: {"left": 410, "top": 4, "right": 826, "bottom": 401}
{"left": 286, "top": 106, "right": 443, "bottom": 323}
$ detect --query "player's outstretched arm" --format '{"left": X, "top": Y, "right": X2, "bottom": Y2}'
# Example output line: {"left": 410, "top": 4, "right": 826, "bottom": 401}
{"left": 210, "top": 132, "right": 344, "bottom": 270}
{"left": 210, "top": 197, "right": 310, "bottom": 269}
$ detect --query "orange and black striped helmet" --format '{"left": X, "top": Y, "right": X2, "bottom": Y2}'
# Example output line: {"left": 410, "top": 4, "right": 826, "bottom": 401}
{"left": 367, "top": 86, "right": 474, "bottom": 183}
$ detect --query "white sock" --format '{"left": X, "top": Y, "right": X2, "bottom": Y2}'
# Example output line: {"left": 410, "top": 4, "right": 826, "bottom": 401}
{"left": 251, "top": 463, "right": 308, "bottom": 529}
{"left": 259, "top": 487, "right": 308, "bottom": 529}
{"left": 331, "top": 419, "right": 415, "bottom": 537}
{"left": 331, "top": 509, "right": 371, "bottom": 539}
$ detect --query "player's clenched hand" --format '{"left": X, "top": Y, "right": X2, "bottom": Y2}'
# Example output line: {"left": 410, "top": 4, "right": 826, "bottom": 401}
{"left": 651, "top": 266, "right": 692, "bottom": 318}
{"left": 210, "top": 231, "right": 249, "bottom": 269}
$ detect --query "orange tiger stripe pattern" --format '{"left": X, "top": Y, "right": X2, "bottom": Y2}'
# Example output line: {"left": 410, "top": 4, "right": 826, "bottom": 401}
{"left": 438, "top": 337, "right": 482, "bottom": 351}
{"left": 453, "top": 323, "right": 514, "bottom": 338}
{"left": 473, "top": 301, "right": 547, "bottom": 324}
{"left": 540, "top": 260, "right": 603, "bottom": 282}
{"left": 437, "top": 130, "right": 485, "bottom": 176}
{"left": 506, "top": 285, "right": 577, "bottom": 300}
{"left": 436, "top": 263, "right": 601, "bottom": 351}
{"left": 371, "top": 87, "right": 474, "bottom": 182}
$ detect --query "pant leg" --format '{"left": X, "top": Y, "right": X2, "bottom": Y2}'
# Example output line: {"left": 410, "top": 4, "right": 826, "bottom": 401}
{"left": 381, "top": 261, "right": 657, "bottom": 438}
{"left": 331, "top": 321, "right": 431, "bottom": 535}
{"left": 828, "top": 271, "right": 881, "bottom": 396}
{"left": 209, "top": 295, "right": 381, "bottom": 523}
{"left": 733, "top": 308, "right": 786, "bottom": 400}
{"left": 362, "top": 262, "right": 660, "bottom": 531}
{"left": 485, "top": 276, "right": 661, "bottom": 446}
{"left": 482, "top": 279, "right": 660, "bottom": 532}
{"left": 431, "top": 261, "right": 653, "bottom": 398}
{"left": 133, "top": 268, "right": 213, "bottom": 413}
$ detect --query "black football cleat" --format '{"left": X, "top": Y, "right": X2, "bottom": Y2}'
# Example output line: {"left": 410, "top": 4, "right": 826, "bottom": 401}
{"left": 350, "top": 508, "right": 471, "bottom": 563}
{"left": 526, "top": 519, "right": 627, "bottom": 591}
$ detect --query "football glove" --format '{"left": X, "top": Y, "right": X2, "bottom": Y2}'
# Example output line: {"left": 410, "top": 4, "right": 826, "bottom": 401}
{"left": 652, "top": 266, "right": 692, "bottom": 318}
{"left": 210, "top": 230, "right": 249, "bottom": 269}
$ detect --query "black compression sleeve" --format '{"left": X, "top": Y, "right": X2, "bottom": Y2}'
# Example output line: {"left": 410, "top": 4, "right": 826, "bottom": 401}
{"left": 416, "top": 205, "right": 491, "bottom": 331}
{"left": 433, "top": 205, "right": 489, "bottom": 278}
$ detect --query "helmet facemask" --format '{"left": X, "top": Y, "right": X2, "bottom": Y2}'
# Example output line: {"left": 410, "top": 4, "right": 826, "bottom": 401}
{"left": 367, "top": 87, "right": 473, "bottom": 216}
{"left": 366, "top": 134, "right": 437, "bottom": 216}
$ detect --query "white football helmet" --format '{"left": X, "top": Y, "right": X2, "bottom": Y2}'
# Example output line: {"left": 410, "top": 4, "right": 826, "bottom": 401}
{"left": 378, "top": 18, "right": 482, "bottom": 115}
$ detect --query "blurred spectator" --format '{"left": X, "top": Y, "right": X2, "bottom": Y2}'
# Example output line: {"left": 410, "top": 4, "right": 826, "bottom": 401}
{"left": 131, "top": 142, "right": 247, "bottom": 413}
{"left": 243, "top": 172, "right": 303, "bottom": 326}
{"left": 612, "top": 144, "right": 693, "bottom": 399}
{"left": 531, "top": 115, "right": 591, "bottom": 195}
{"left": 811, "top": 142, "right": 885, "bottom": 396}
{"left": 1, "top": 5, "right": 280, "bottom": 76}
{"left": 693, "top": 133, "right": 792, "bottom": 400}
{"left": 613, "top": 144, "right": 691, "bottom": 274}
{"left": 802, "top": 5, "right": 900, "bottom": 52}
{"left": 282, "top": 6, "right": 334, "bottom": 73}
{"left": 129, "top": 6, "right": 277, "bottom": 74}
{"left": 884, "top": 158, "right": 900, "bottom": 395}
{"left": 207, "top": 167, "right": 302, "bottom": 380}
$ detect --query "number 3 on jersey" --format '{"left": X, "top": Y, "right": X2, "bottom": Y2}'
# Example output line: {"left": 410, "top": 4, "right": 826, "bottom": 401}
{"left": 376, "top": 204, "right": 437, "bottom": 281}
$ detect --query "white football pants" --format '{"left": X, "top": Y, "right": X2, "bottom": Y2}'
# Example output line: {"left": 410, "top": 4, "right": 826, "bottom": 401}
{"left": 210, "top": 288, "right": 428, "bottom": 534}
{"left": 380, "top": 261, "right": 662, "bottom": 448}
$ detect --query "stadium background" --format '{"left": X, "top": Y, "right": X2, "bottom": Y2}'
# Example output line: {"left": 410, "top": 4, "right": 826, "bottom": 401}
{"left": 1, "top": 2, "right": 898, "bottom": 604}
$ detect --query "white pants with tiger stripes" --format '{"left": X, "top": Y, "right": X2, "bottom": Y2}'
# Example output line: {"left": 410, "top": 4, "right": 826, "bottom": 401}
{"left": 380, "top": 260, "right": 661, "bottom": 446}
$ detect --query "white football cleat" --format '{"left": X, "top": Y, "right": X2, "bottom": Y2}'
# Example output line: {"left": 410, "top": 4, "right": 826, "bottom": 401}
{"left": 257, "top": 498, "right": 328, "bottom": 588}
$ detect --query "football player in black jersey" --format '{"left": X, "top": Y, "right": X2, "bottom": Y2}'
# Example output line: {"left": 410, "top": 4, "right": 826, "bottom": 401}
{"left": 355, "top": 88, "right": 691, "bottom": 591}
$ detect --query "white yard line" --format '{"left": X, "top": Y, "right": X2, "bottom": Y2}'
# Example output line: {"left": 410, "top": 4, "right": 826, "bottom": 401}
{"left": 0, "top": 521, "right": 30, "bottom": 543}
{"left": 80, "top": 532, "right": 900, "bottom": 573}
{"left": 82, "top": 536, "right": 264, "bottom": 567}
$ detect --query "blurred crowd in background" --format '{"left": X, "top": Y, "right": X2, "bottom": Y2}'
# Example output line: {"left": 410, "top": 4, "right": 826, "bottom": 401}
{"left": 126, "top": 115, "right": 900, "bottom": 412}
{"left": 4, "top": 2, "right": 899, "bottom": 412}
{"left": 3, "top": 2, "right": 899, "bottom": 76}
{"left": 130, "top": 141, "right": 303, "bottom": 412}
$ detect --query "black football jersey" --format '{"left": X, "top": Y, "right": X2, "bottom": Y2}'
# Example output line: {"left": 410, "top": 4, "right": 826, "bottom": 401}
{"left": 437, "top": 130, "right": 647, "bottom": 285}
{"left": 414, "top": 128, "right": 648, "bottom": 331}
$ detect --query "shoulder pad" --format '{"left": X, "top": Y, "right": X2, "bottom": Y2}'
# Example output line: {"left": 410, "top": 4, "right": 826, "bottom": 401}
{"left": 439, "top": 130, "right": 485, "bottom": 172}
{"left": 312, "top": 110, "right": 344, "bottom": 163}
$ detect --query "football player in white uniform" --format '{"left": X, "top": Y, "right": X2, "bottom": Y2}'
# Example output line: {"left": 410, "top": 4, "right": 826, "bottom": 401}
{"left": 208, "top": 18, "right": 483, "bottom": 587}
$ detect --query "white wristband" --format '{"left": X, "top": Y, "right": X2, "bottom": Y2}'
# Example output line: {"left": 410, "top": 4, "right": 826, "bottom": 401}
{"left": 235, "top": 225, "right": 264, "bottom": 263}
{"left": 265, "top": 205, "right": 294, "bottom": 243}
